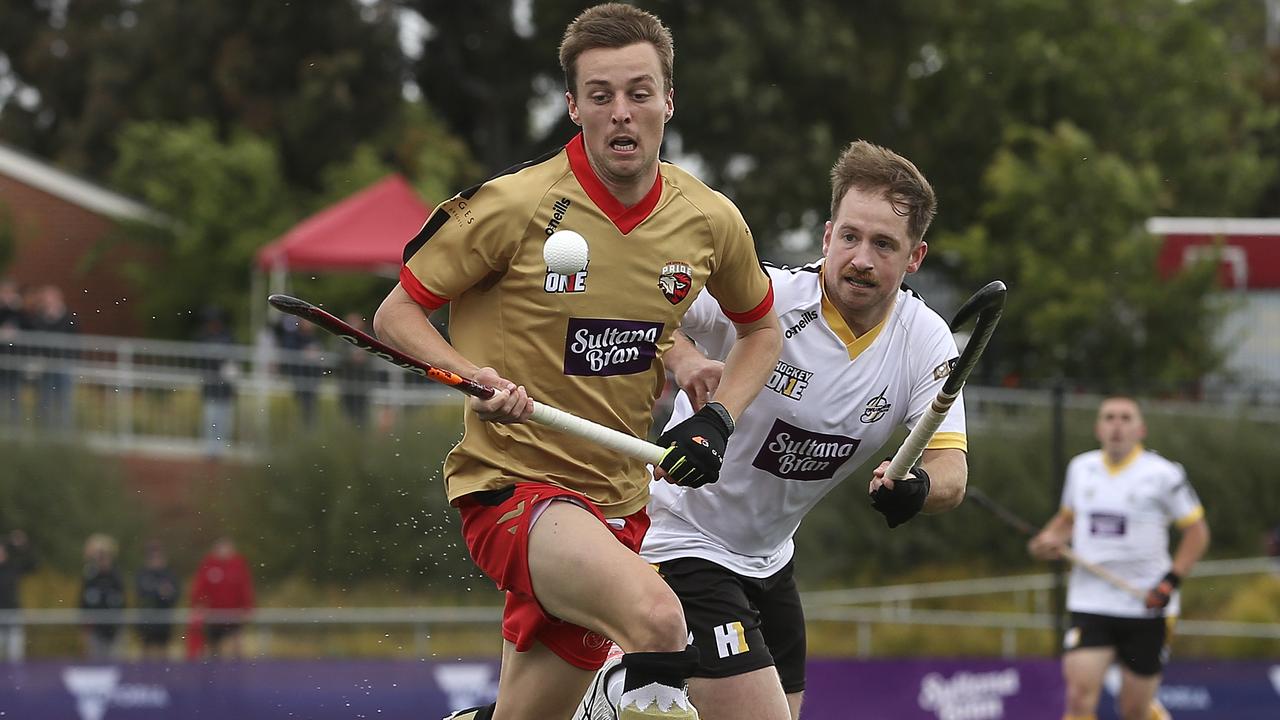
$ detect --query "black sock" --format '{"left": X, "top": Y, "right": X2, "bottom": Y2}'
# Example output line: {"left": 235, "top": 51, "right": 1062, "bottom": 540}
{"left": 619, "top": 646, "right": 700, "bottom": 692}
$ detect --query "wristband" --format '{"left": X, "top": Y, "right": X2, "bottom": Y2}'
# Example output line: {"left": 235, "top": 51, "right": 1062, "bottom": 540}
{"left": 701, "top": 401, "right": 734, "bottom": 435}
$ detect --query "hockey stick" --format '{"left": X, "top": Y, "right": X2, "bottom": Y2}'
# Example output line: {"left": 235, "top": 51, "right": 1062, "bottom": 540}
{"left": 966, "top": 487, "right": 1147, "bottom": 601}
{"left": 885, "top": 280, "right": 1007, "bottom": 480}
{"left": 267, "top": 294, "right": 667, "bottom": 465}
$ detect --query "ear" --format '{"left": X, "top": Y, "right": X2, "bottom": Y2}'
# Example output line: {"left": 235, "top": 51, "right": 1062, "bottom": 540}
{"left": 664, "top": 88, "right": 675, "bottom": 123}
{"left": 566, "top": 91, "right": 581, "bottom": 126}
{"left": 905, "top": 241, "right": 928, "bottom": 274}
{"left": 821, "top": 221, "right": 834, "bottom": 257}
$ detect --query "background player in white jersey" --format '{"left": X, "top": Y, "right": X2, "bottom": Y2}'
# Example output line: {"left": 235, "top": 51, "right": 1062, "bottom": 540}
{"left": 1029, "top": 396, "right": 1210, "bottom": 720}
{"left": 375, "top": 5, "right": 781, "bottom": 720}
{"left": 578, "top": 140, "right": 970, "bottom": 720}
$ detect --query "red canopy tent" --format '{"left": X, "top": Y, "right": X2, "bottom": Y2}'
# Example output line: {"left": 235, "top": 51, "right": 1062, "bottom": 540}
{"left": 256, "top": 173, "right": 432, "bottom": 274}
{"left": 251, "top": 174, "right": 433, "bottom": 335}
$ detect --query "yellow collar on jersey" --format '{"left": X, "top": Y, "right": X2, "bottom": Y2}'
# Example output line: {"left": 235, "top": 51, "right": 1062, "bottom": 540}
{"left": 1103, "top": 444, "right": 1145, "bottom": 474}
{"left": 818, "top": 266, "right": 893, "bottom": 361}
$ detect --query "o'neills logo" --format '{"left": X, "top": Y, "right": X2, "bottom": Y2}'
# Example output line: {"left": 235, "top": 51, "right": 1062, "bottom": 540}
{"left": 544, "top": 197, "right": 572, "bottom": 236}
{"left": 564, "top": 318, "right": 664, "bottom": 376}
{"left": 658, "top": 261, "right": 692, "bottom": 305}
{"left": 751, "top": 418, "right": 860, "bottom": 481}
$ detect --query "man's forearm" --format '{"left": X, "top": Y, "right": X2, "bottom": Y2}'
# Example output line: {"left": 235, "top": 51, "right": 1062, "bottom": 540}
{"left": 1171, "top": 520, "right": 1210, "bottom": 577}
{"left": 921, "top": 449, "right": 968, "bottom": 513}
{"left": 373, "top": 284, "right": 475, "bottom": 377}
{"left": 711, "top": 318, "right": 781, "bottom": 418}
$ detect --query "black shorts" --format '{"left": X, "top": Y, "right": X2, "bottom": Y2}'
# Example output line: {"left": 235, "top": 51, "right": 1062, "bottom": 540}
{"left": 1064, "top": 612, "right": 1172, "bottom": 676}
{"left": 655, "top": 557, "right": 806, "bottom": 693}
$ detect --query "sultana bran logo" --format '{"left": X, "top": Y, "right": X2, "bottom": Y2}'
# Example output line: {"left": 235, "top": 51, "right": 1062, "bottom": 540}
{"left": 658, "top": 261, "right": 692, "bottom": 305}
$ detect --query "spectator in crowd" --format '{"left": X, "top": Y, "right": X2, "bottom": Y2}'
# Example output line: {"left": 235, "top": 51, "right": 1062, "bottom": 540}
{"left": 26, "top": 285, "right": 77, "bottom": 433}
{"left": 79, "top": 533, "right": 126, "bottom": 660}
{"left": 275, "top": 316, "right": 324, "bottom": 426}
{"left": 196, "top": 307, "right": 239, "bottom": 458}
{"left": 190, "top": 537, "right": 254, "bottom": 659}
{"left": 335, "top": 312, "right": 381, "bottom": 429}
{"left": 134, "top": 541, "right": 180, "bottom": 660}
{"left": 0, "top": 529, "right": 35, "bottom": 662}
{"left": 0, "top": 278, "right": 25, "bottom": 428}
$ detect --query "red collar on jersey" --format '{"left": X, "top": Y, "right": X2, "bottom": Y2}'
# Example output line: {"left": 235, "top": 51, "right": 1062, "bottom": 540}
{"left": 566, "top": 132, "right": 663, "bottom": 235}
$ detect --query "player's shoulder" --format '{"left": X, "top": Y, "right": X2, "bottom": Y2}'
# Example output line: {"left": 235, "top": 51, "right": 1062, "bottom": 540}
{"left": 760, "top": 260, "right": 822, "bottom": 315}
{"left": 1068, "top": 449, "right": 1105, "bottom": 473}
{"left": 1137, "top": 448, "right": 1187, "bottom": 479}
{"left": 889, "top": 285, "right": 953, "bottom": 347}
{"left": 660, "top": 161, "right": 745, "bottom": 224}
{"left": 472, "top": 143, "right": 570, "bottom": 201}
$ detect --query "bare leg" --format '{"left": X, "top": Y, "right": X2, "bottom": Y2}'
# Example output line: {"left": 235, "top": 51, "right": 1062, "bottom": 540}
{"left": 785, "top": 691, "right": 803, "bottom": 720}
{"left": 492, "top": 502, "right": 691, "bottom": 720}
{"left": 493, "top": 640, "right": 595, "bottom": 720}
{"left": 1115, "top": 667, "right": 1162, "bottom": 720}
{"left": 1063, "top": 647, "right": 1114, "bottom": 717}
{"left": 687, "top": 668, "right": 791, "bottom": 720}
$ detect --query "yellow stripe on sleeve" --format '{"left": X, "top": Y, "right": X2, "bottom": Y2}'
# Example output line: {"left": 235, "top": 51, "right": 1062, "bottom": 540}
{"left": 926, "top": 432, "right": 967, "bottom": 452}
{"left": 1174, "top": 505, "right": 1205, "bottom": 529}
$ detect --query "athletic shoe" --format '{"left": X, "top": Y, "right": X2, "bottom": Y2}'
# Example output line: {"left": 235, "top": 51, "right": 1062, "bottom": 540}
{"left": 574, "top": 654, "right": 625, "bottom": 720}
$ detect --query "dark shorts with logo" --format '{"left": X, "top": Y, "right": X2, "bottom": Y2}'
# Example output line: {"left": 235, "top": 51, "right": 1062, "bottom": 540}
{"left": 656, "top": 557, "right": 806, "bottom": 693}
{"left": 1065, "top": 612, "right": 1172, "bottom": 676}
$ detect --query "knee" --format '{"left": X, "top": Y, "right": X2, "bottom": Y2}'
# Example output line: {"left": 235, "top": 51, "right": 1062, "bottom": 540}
{"left": 623, "top": 588, "right": 687, "bottom": 652}
{"left": 1064, "top": 683, "right": 1097, "bottom": 714}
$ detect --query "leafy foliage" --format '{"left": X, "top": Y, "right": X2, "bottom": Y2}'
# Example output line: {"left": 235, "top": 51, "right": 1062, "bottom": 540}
{"left": 226, "top": 421, "right": 483, "bottom": 589}
{"left": 941, "top": 122, "right": 1228, "bottom": 386}
{"left": 0, "top": 441, "right": 144, "bottom": 571}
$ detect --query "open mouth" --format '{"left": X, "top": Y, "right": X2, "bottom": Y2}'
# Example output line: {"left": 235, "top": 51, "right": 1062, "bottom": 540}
{"left": 609, "top": 136, "right": 637, "bottom": 152}
{"left": 845, "top": 276, "right": 876, "bottom": 289}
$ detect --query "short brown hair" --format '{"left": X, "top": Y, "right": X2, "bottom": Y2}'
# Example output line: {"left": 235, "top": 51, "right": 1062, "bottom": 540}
{"left": 830, "top": 141, "right": 937, "bottom": 244}
{"left": 559, "top": 3, "right": 674, "bottom": 97}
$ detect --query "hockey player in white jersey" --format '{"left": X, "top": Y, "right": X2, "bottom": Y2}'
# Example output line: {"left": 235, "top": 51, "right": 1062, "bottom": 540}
{"left": 1029, "top": 396, "right": 1209, "bottom": 720}
{"left": 576, "top": 140, "right": 970, "bottom": 720}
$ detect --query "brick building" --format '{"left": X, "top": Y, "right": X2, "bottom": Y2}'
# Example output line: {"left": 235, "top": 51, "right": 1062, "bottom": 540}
{"left": 0, "top": 142, "right": 162, "bottom": 336}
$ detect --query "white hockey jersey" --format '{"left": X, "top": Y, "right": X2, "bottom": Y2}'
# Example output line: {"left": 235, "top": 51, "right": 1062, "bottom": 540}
{"left": 643, "top": 262, "right": 967, "bottom": 577}
{"left": 1061, "top": 447, "right": 1204, "bottom": 617}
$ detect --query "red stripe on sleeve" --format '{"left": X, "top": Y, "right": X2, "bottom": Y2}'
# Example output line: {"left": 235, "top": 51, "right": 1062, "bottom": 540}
{"left": 399, "top": 265, "right": 450, "bottom": 310}
{"left": 722, "top": 281, "right": 774, "bottom": 324}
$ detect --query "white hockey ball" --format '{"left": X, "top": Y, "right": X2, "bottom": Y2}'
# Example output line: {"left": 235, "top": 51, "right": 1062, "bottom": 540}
{"left": 544, "top": 230, "right": 589, "bottom": 275}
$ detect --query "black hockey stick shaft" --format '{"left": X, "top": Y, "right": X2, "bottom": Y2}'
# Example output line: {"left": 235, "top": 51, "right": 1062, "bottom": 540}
{"left": 885, "top": 280, "right": 1007, "bottom": 479}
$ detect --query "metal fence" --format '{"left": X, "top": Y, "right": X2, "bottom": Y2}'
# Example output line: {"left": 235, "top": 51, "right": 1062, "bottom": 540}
{"left": 2, "top": 557, "right": 1275, "bottom": 661}
{"left": 0, "top": 329, "right": 460, "bottom": 457}
{"left": 5, "top": 329, "right": 1280, "bottom": 459}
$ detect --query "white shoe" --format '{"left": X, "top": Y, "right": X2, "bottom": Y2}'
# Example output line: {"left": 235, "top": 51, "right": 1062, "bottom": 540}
{"left": 574, "top": 654, "right": 625, "bottom": 720}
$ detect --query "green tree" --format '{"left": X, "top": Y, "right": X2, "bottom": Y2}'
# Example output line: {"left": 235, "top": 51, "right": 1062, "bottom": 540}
{"left": 109, "top": 120, "right": 295, "bottom": 338}
{"left": 0, "top": 0, "right": 406, "bottom": 187}
{"left": 944, "top": 122, "right": 1226, "bottom": 387}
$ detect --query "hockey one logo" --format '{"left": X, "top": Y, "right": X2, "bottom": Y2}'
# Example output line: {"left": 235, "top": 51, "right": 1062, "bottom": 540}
{"left": 657, "top": 261, "right": 692, "bottom": 305}
{"left": 751, "top": 419, "right": 859, "bottom": 481}
{"left": 544, "top": 268, "right": 588, "bottom": 294}
{"left": 765, "top": 360, "right": 812, "bottom": 401}
{"left": 564, "top": 318, "right": 664, "bottom": 376}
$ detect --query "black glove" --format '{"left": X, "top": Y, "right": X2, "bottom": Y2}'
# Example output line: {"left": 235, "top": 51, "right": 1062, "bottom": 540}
{"left": 1145, "top": 571, "right": 1181, "bottom": 610}
{"left": 657, "top": 402, "right": 733, "bottom": 488}
{"left": 870, "top": 464, "right": 931, "bottom": 528}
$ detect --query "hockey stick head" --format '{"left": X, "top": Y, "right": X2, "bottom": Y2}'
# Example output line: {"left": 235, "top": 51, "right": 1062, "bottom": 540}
{"left": 949, "top": 280, "right": 1006, "bottom": 333}
{"left": 941, "top": 280, "right": 1007, "bottom": 396}
{"left": 267, "top": 294, "right": 316, "bottom": 315}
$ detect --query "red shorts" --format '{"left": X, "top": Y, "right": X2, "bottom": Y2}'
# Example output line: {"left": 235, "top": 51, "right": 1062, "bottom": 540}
{"left": 457, "top": 483, "right": 650, "bottom": 670}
